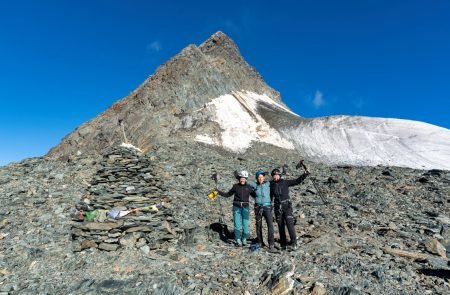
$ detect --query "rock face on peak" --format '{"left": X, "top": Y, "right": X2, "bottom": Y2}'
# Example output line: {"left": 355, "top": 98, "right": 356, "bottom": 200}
{"left": 199, "top": 31, "right": 243, "bottom": 62}
{"left": 47, "top": 31, "right": 283, "bottom": 159}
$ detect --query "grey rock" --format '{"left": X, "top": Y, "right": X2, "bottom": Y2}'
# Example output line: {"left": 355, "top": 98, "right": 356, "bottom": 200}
{"left": 81, "top": 222, "right": 121, "bottom": 231}
{"left": 119, "top": 232, "right": 141, "bottom": 248}
{"left": 107, "top": 232, "right": 122, "bottom": 238}
{"left": 0, "top": 284, "right": 13, "bottom": 292}
{"left": 103, "top": 238, "right": 119, "bottom": 243}
{"left": 424, "top": 238, "right": 447, "bottom": 258}
{"left": 98, "top": 243, "right": 119, "bottom": 251}
{"left": 80, "top": 240, "right": 98, "bottom": 249}
{"left": 332, "top": 287, "right": 363, "bottom": 295}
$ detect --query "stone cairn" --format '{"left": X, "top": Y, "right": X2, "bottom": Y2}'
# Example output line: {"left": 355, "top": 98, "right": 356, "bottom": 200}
{"left": 71, "top": 145, "right": 179, "bottom": 252}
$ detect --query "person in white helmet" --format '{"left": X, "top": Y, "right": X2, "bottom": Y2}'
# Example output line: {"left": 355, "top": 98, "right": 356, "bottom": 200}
{"left": 218, "top": 170, "right": 254, "bottom": 246}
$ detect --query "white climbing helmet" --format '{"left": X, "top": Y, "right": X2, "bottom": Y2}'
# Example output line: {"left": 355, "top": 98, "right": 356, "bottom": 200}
{"left": 238, "top": 170, "right": 249, "bottom": 179}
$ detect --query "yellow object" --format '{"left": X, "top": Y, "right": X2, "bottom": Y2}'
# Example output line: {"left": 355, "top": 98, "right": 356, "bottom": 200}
{"left": 149, "top": 205, "right": 159, "bottom": 212}
{"left": 0, "top": 219, "right": 8, "bottom": 229}
{"left": 208, "top": 190, "right": 219, "bottom": 200}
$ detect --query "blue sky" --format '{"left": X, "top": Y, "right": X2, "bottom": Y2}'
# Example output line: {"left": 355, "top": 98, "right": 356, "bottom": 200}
{"left": 1, "top": 0, "right": 449, "bottom": 165}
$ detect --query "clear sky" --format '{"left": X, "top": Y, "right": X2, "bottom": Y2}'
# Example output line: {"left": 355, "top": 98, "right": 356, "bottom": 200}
{"left": 1, "top": 0, "right": 449, "bottom": 165}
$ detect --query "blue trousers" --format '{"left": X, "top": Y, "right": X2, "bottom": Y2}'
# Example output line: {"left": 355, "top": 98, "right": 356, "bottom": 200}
{"left": 233, "top": 205, "right": 249, "bottom": 241}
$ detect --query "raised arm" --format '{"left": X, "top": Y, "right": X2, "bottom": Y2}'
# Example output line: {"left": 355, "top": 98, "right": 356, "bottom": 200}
{"left": 285, "top": 172, "right": 309, "bottom": 187}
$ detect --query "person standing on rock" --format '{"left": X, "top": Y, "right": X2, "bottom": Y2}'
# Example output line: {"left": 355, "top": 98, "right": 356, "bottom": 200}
{"left": 218, "top": 170, "right": 254, "bottom": 247}
{"left": 247, "top": 170, "right": 275, "bottom": 251}
{"left": 270, "top": 167, "right": 309, "bottom": 250}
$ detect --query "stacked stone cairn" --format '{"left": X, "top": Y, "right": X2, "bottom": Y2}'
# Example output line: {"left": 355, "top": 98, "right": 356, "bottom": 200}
{"left": 71, "top": 145, "right": 179, "bottom": 252}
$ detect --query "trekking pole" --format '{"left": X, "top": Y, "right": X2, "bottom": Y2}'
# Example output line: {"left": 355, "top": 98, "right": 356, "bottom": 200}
{"left": 296, "top": 160, "right": 328, "bottom": 205}
{"left": 211, "top": 173, "right": 225, "bottom": 224}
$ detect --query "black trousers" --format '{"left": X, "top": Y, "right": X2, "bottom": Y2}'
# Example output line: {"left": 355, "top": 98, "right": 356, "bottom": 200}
{"left": 275, "top": 201, "right": 296, "bottom": 247}
{"left": 254, "top": 205, "right": 274, "bottom": 247}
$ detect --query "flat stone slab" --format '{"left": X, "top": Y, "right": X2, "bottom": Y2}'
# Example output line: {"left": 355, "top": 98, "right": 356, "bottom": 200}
{"left": 98, "top": 243, "right": 119, "bottom": 251}
{"left": 125, "top": 226, "right": 152, "bottom": 233}
{"left": 81, "top": 222, "right": 122, "bottom": 231}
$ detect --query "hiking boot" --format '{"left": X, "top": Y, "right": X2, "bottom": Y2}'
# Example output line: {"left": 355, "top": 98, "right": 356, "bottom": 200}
{"left": 242, "top": 239, "right": 248, "bottom": 246}
{"left": 235, "top": 239, "right": 242, "bottom": 247}
{"left": 268, "top": 245, "right": 276, "bottom": 252}
{"left": 250, "top": 243, "right": 261, "bottom": 252}
{"left": 288, "top": 241, "right": 298, "bottom": 251}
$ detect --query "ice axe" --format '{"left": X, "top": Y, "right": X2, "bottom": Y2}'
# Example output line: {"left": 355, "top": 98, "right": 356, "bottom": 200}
{"left": 296, "top": 160, "right": 328, "bottom": 205}
{"left": 281, "top": 164, "right": 289, "bottom": 177}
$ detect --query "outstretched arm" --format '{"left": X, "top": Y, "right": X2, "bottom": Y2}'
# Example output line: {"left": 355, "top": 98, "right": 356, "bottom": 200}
{"left": 218, "top": 185, "right": 235, "bottom": 198}
{"left": 285, "top": 171, "right": 309, "bottom": 187}
{"left": 247, "top": 181, "right": 257, "bottom": 188}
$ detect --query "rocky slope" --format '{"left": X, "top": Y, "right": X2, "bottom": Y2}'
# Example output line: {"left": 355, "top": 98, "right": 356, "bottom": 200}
{"left": 1, "top": 143, "right": 449, "bottom": 294}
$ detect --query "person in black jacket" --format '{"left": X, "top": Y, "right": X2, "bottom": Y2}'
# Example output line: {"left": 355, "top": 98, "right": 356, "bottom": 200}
{"left": 218, "top": 170, "right": 254, "bottom": 247}
{"left": 270, "top": 167, "right": 309, "bottom": 250}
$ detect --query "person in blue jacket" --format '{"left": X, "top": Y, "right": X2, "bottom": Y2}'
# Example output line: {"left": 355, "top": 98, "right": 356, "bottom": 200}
{"left": 218, "top": 170, "right": 254, "bottom": 247}
{"left": 248, "top": 170, "right": 275, "bottom": 251}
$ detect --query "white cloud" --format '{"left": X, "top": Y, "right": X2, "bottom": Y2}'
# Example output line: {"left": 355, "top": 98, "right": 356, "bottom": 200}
{"left": 313, "top": 90, "right": 325, "bottom": 109}
{"left": 147, "top": 41, "right": 162, "bottom": 52}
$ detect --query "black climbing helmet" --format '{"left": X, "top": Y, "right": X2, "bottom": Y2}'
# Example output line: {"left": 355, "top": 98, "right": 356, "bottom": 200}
{"left": 271, "top": 168, "right": 281, "bottom": 176}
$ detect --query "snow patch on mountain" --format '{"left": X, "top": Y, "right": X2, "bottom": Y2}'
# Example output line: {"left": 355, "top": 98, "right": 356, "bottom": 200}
{"left": 193, "top": 91, "right": 295, "bottom": 152}
{"left": 189, "top": 91, "right": 450, "bottom": 170}
{"left": 195, "top": 134, "right": 218, "bottom": 145}
{"left": 284, "top": 116, "right": 450, "bottom": 170}
{"left": 119, "top": 142, "right": 142, "bottom": 153}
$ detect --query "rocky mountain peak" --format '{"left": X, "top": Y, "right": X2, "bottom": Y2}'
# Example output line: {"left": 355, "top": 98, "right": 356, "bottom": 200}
{"left": 198, "top": 31, "right": 241, "bottom": 60}
{"left": 47, "top": 32, "right": 283, "bottom": 159}
{"left": 46, "top": 32, "right": 450, "bottom": 171}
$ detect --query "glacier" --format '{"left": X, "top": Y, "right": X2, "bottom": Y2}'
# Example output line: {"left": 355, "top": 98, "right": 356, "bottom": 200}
{"left": 193, "top": 90, "right": 450, "bottom": 170}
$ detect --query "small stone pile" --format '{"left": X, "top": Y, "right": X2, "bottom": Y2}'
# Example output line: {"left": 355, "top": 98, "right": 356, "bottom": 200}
{"left": 71, "top": 145, "right": 180, "bottom": 252}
